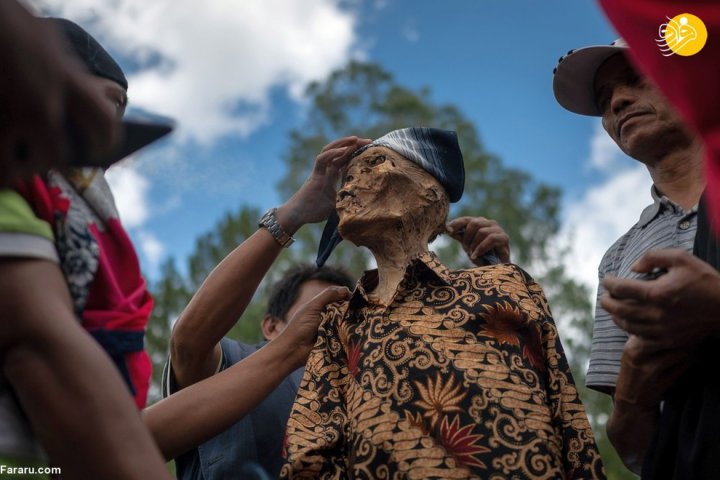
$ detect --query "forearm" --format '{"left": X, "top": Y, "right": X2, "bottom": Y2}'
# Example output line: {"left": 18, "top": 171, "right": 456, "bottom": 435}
{"left": 607, "top": 397, "right": 658, "bottom": 474}
{"left": 171, "top": 204, "right": 304, "bottom": 386}
{"left": 145, "top": 336, "right": 302, "bottom": 460}
{"left": 171, "top": 227, "right": 283, "bottom": 384}
{"left": 0, "top": 260, "right": 169, "bottom": 479}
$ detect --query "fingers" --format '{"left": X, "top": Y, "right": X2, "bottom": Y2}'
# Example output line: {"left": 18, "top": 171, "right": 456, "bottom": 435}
{"left": 321, "top": 136, "right": 359, "bottom": 153}
{"left": 446, "top": 216, "right": 472, "bottom": 235}
{"left": 632, "top": 248, "right": 687, "bottom": 274}
{"left": 315, "top": 137, "right": 371, "bottom": 174}
{"left": 472, "top": 232, "right": 510, "bottom": 263}
{"left": 315, "top": 146, "right": 351, "bottom": 174}
{"left": 602, "top": 276, "right": 652, "bottom": 301}
{"left": 320, "top": 136, "right": 372, "bottom": 153}
{"left": 304, "top": 286, "right": 352, "bottom": 311}
{"left": 446, "top": 217, "right": 510, "bottom": 264}
{"left": 601, "top": 293, "right": 668, "bottom": 340}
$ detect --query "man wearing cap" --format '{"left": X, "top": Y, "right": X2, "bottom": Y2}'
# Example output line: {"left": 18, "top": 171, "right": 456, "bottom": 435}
{"left": 281, "top": 127, "right": 604, "bottom": 479}
{"left": 553, "top": 39, "right": 720, "bottom": 476}
{"left": 0, "top": 18, "right": 170, "bottom": 478}
{"left": 0, "top": 1, "right": 122, "bottom": 185}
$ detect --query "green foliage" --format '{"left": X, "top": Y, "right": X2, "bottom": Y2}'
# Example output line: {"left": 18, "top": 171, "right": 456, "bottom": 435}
{"left": 146, "top": 258, "right": 188, "bottom": 402}
{"left": 147, "top": 60, "right": 636, "bottom": 478}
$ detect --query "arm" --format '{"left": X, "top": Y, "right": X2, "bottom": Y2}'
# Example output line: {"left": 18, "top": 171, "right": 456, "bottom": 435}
{"left": 517, "top": 267, "right": 606, "bottom": 478}
{"left": 281, "top": 302, "right": 351, "bottom": 479}
{"left": 145, "top": 286, "right": 351, "bottom": 460}
{"left": 446, "top": 216, "right": 510, "bottom": 265}
{"left": 0, "top": 1, "right": 120, "bottom": 185}
{"left": 170, "top": 136, "right": 369, "bottom": 389}
{"left": 0, "top": 259, "right": 170, "bottom": 479}
{"left": 601, "top": 249, "right": 720, "bottom": 348}
{"left": 606, "top": 336, "right": 691, "bottom": 473}
{"left": 600, "top": 249, "right": 718, "bottom": 471}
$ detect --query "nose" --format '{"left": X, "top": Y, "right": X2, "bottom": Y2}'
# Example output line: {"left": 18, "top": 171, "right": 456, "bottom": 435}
{"left": 610, "top": 85, "right": 637, "bottom": 116}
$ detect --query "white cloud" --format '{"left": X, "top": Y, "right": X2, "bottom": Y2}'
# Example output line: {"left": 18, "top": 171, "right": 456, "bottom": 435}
{"left": 402, "top": 23, "right": 420, "bottom": 43}
{"left": 560, "top": 121, "right": 653, "bottom": 294}
{"left": 137, "top": 231, "right": 165, "bottom": 269}
{"left": 105, "top": 162, "right": 150, "bottom": 228}
{"left": 587, "top": 122, "right": 627, "bottom": 173}
{"left": 105, "top": 162, "right": 165, "bottom": 274}
{"left": 32, "top": 0, "right": 360, "bottom": 144}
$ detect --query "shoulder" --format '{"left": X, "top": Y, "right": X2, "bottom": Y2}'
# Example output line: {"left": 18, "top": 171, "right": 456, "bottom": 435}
{"left": 0, "top": 189, "right": 57, "bottom": 262}
{"left": 450, "top": 263, "right": 544, "bottom": 299}
{"left": 219, "top": 338, "right": 259, "bottom": 365}
{"left": 451, "top": 262, "right": 534, "bottom": 284}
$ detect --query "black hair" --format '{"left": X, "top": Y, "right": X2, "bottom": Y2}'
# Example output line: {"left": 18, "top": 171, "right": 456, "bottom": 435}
{"left": 266, "top": 263, "right": 355, "bottom": 321}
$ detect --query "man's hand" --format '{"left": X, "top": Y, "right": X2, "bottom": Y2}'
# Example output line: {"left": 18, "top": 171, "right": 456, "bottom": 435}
{"left": 605, "top": 334, "right": 692, "bottom": 473}
{"left": 446, "top": 216, "right": 510, "bottom": 265}
{"left": 614, "top": 335, "right": 692, "bottom": 408}
{"left": 277, "top": 136, "right": 371, "bottom": 233}
{"left": 277, "top": 286, "right": 351, "bottom": 368}
{"left": 601, "top": 248, "right": 720, "bottom": 348}
{"left": 0, "top": 2, "right": 121, "bottom": 186}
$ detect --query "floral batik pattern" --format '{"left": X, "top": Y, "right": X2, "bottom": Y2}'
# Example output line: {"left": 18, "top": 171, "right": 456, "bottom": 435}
{"left": 281, "top": 253, "right": 606, "bottom": 480}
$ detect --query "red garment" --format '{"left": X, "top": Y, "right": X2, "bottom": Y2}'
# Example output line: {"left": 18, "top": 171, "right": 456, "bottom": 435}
{"left": 599, "top": 0, "right": 720, "bottom": 232}
{"left": 16, "top": 171, "right": 152, "bottom": 408}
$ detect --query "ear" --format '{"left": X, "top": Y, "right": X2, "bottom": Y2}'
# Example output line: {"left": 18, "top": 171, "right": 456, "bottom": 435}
{"left": 261, "top": 314, "right": 285, "bottom": 341}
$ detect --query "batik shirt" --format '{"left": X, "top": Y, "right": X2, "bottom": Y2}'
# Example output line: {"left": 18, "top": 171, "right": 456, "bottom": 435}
{"left": 281, "top": 253, "right": 605, "bottom": 479}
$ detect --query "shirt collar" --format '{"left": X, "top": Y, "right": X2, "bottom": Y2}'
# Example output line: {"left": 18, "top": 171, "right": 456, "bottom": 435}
{"left": 350, "top": 251, "right": 453, "bottom": 305}
{"left": 638, "top": 185, "right": 695, "bottom": 228}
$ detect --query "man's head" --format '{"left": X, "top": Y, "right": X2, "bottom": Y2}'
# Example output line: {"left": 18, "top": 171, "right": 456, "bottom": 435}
{"left": 261, "top": 264, "right": 354, "bottom": 341}
{"left": 316, "top": 127, "right": 465, "bottom": 266}
{"left": 49, "top": 18, "right": 128, "bottom": 118}
{"left": 337, "top": 146, "right": 449, "bottom": 246}
{"left": 553, "top": 39, "right": 696, "bottom": 164}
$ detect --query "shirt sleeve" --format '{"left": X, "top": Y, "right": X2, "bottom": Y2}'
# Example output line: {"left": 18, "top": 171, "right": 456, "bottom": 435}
{"left": 280, "top": 303, "right": 351, "bottom": 480}
{"left": 161, "top": 348, "right": 227, "bottom": 398}
{"left": 0, "top": 189, "right": 57, "bottom": 262}
{"left": 514, "top": 266, "right": 606, "bottom": 479}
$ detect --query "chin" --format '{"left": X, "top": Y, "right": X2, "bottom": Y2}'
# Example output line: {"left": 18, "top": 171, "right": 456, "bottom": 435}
{"left": 339, "top": 212, "right": 403, "bottom": 246}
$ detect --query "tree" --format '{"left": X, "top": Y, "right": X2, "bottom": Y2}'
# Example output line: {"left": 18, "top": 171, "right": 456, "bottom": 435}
{"left": 148, "top": 60, "right": 634, "bottom": 479}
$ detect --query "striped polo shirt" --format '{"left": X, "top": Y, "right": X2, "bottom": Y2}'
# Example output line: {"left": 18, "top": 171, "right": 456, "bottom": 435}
{"left": 587, "top": 186, "right": 698, "bottom": 393}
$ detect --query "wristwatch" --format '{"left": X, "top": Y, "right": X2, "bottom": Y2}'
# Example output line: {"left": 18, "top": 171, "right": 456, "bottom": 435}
{"left": 258, "top": 208, "right": 295, "bottom": 248}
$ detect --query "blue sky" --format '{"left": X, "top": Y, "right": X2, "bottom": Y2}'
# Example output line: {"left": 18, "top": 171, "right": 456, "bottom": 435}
{"left": 33, "top": 0, "right": 655, "bottom": 292}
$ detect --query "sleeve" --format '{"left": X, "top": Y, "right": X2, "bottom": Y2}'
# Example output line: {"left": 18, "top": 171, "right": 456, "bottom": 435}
{"left": 280, "top": 303, "right": 351, "bottom": 480}
{"left": 161, "top": 345, "right": 227, "bottom": 398}
{"left": 586, "top": 251, "right": 627, "bottom": 394}
{"left": 0, "top": 189, "right": 57, "bottom": 262}
{"left": 514, "top": 266, "right": 607, "bottom": 479}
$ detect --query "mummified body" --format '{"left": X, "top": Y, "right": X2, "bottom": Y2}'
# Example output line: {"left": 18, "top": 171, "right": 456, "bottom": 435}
{"left": 281, "top": 128, "right": 606, "bottom": 479}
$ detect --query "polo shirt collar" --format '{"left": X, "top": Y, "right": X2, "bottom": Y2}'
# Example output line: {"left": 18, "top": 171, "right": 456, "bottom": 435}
{"left": 638, "top": 185, "right": 689, "bottom": 228}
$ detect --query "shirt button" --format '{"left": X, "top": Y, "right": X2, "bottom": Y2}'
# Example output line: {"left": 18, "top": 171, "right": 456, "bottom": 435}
{"left": 679, "top": 220, "right": 691, "bottom": 230}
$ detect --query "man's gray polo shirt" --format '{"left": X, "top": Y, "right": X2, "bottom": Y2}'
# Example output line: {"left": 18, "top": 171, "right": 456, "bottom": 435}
{"left": 587, "top": 186, "right": 698, "bottom": 394}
